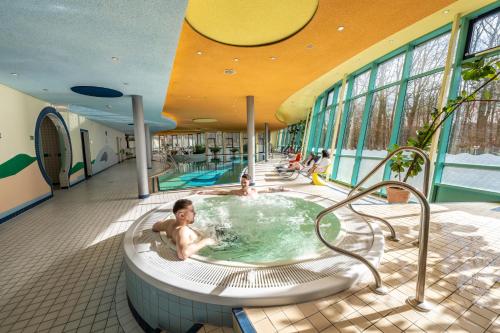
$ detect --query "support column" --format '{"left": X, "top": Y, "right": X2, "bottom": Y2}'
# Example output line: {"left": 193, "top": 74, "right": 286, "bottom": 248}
{"left": 145, "top": 124, "right": 152, "bottom": 169}
{"left": 246, "top": 96, "right": 256, "bottom": 185}
{"left": 204, "top": 132, "right": 209, "bottom": 155}
{"left": 132, "top": 95, "right": 149, "bottom": 199}
{"left": 264, "top": 123, "right": 269, "bottom": 161}
{"left": 239, "top": 132, "right": 244, "bottom": 157}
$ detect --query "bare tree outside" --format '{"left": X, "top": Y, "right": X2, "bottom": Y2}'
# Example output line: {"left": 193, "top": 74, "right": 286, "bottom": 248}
{"left": 467, "top": 11, "right": 499, "bottom": 55}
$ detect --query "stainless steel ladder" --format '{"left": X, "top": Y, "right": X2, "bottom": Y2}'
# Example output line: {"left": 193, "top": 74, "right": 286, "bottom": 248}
{"left": 315, "top": 146, "right": 433, "bottom": 312}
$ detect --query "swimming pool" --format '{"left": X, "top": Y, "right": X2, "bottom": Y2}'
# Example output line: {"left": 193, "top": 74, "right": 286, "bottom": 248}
{"left": 158, "top": 155, "right": 260, "bottom": 191}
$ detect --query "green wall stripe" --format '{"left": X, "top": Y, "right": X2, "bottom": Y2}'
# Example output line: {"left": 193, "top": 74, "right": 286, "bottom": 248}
{"left": 0, "top": 154, "right": 37, "bottom": 179}
{"left": 70, "top": 160, "right": 95, "bottom": 175}
{"left": 70, "top": 162, "right": 84, "bottom": 175}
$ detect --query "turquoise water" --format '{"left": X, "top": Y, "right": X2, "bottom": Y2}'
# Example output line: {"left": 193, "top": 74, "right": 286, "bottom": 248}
{"left": 158, "top": 156, "right": 249, "bottom": 191}
{"left": 193, "top": 194, "right": 341, "bottom": 264}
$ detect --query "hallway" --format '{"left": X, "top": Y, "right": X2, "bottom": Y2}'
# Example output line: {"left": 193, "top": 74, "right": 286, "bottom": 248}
{"left": 0, "top": 160, "right": 185, "bottom": 333}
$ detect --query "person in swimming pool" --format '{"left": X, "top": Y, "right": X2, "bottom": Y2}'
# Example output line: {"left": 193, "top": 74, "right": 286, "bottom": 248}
{"left": 152, "top": 199, "right": 216, "bottom": 260}
{"left": 196, "top": 174, "right": 286, "bottom": 197}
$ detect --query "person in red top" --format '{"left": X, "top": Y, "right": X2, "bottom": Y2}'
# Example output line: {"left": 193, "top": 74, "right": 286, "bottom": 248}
{"left": 289, "top": 151, "right": 302, "bottom": 165}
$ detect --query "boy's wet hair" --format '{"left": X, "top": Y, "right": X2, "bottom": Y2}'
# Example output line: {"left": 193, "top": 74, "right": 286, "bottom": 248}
{"left": 241, "top": 174, "right": 251, "bottom": 180}
{"left": 173, "top": 199, "right": 193, "bottom": 214}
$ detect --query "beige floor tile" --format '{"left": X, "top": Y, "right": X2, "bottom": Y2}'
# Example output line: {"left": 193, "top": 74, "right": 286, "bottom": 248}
{"left": 253, "top": 318, "right": 277, "bottom": 333}
{"left": 281, "top": 305, "right": 305, "bottom": 323}
{"left": 307, "top": 312, "right": 330, "bottom": 331}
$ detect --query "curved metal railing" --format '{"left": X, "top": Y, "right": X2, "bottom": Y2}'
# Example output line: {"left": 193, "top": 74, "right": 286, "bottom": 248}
{"left": 347, "top": 147, "right": 430, "bottom": 241}
{"left": 315, "top": 179, "right": 432, "bottom": 311}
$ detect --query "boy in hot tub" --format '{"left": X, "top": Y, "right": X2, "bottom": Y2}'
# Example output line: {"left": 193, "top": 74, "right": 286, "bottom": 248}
{"left": 152, "top": 199, "right": 216, "bottom": 260}
{"left": 196, "top": 174, "right": 286, "bottom": 197}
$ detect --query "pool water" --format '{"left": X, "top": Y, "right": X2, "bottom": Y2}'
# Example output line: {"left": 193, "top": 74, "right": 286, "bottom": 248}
{"left": 158, "top": 156, "right": 249, "bottom": 191}
{"left": 192, "top": 194, "right": 341, "bottom": 264}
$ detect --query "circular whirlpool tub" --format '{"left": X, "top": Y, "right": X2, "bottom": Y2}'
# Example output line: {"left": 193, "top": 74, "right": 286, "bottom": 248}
{"left": 124, "top": 191, "right": 384, "bottom": 331}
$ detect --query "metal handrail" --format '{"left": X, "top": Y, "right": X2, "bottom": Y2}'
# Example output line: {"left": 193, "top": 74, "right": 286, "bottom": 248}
{"left": 315, "top": 180, "right": 432, "bottom": 311}
{"left": 347, "top": 147, "right": 430, "bottom": 241}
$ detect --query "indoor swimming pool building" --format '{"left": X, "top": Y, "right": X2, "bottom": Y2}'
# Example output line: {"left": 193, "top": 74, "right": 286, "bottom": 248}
{"left": 0, "top": 1, "right": 499, "bottom": 333}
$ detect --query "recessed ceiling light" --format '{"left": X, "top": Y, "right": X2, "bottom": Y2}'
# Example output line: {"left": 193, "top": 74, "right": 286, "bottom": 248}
{"left": 443, "top": 9, "right": 450, "bottom": 14}
{"left": 193, "top": 118, "right": 217, "bottom": 123}
{"left": 306, "top": 44, "right": 314, "bottom": 49}
{"left": 187, "top": 95, "right": 191, "bottom": 98}
{"left": 224, "top": 69, "right": 236, "bottom": 75}
{"left": 123, "top": 82, "right": 129, "bottom": 85}
{"left": 111, "top": 57, "right": 119, "bottom": 62}
{"left": 196, "top": 51, "right": 203, "bottom": 55}
{"left": 11, "top": 73, "right": 18, "bottom": 76}
{"left": 42, "top": 88, "right": 48, "bottom": 91}
{"left": 270, "top": 56, "right": 278, "bottom": 61}
{"left": 233, "top": 58, "right": 239, "bottom": 62}
{"left": 337, "top": 26, "right": 345, "bottom": 32}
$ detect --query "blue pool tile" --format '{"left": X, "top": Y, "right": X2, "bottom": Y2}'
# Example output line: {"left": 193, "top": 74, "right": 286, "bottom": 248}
{"left": 222, "top": 312, "right": 232, "bottom": 326}
{"left": 181, "top": 319, "right": 194, "bottom": 332}
{"left": 207, "top": 303, "right": 222, "bottom": 312}
{"left": 159, "top": 295, "right": 169, "bottom": 311}
{"left": 169, "top": 314, "right": 180, "bottom": 332}
{"left": 169, "top": 301, "right": 180, "bottom": 316}
{"left": 169, "top": 294, "right": 180, "bottom": 303}
{"left": 207, "top": 310, "right": 222, "bottom": 326}
{"left": 180, "top": 304, "right": 193, "bottom": 320}
{"left": 193, "top": 301, "right": 206, "bottom": 310}
{"left": 193, "top": 307, "right": 207, "bottom": 323}
{"left": 180, "top": 298, "right": 192, "bottom": 306}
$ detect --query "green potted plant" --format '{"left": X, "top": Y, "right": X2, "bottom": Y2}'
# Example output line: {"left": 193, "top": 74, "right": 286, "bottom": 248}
{"left": 230, "top": 147, "right": 239, "bottom": 155}
{"left": 387, "top": 57, "right": 499, "bottom": 203}
{"left": 193, "top": 144, "right": 206, "bottom": 154}
{"left": 209, "top": 146, "right": 221, "bottom": 157}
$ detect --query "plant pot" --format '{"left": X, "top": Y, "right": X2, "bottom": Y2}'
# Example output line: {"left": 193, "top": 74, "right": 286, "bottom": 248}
{"left": 386, "top": 186, "right": 410, "bottom": 204}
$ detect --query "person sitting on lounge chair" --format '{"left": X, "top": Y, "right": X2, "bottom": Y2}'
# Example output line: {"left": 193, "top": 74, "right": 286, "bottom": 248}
{"left": 308, "top": 150, "right": 331, "bottom": 177}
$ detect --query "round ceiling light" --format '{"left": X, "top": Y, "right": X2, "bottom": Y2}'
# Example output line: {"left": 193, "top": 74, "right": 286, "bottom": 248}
{"left": 186, "top": 0, "right": 319, "bottom": 46}
{"left": 224, "top": 69, "right": 236, "bottom": 75}
{"left": 71, "top": 86, "right": 123, "bottom": 98}
{"left": 193, "top": 118, "right": 217, "bottom": 123}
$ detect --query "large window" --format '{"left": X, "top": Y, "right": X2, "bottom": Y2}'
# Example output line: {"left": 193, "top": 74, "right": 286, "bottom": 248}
{"left": 465, "top": 9, "right": 500, "bottom": 56}
{"left": 399, "top": 72, "right": 444, "bottom": 145}
{"left": 447, "top": 75, "right": 499, "bottom": 156}
{"left": 364, "top": 85, "right": 399, "bottom": 154}
{"left": 398, "top": 33, "right": 450, "bottom": 146}
{"left": 342, "top": 96, "right": 366, "bottom": 152}
{"left": 438, "top": 8, "right": 499, "bottom": 196}
{"left": 342, "top": 72, "right": 370, "bottom": 153}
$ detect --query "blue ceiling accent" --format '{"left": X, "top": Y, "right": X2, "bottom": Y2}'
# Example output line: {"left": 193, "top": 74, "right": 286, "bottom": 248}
{"left": 0, "top": 1, "right": 188, "bottom": 134}
{"left": 71, "top": 86, "right": 123, "bottom": 98}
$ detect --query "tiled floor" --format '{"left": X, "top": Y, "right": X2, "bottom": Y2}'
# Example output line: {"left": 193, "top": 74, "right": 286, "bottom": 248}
{"left": 243, "top": 180, "right": 500, "bottom": 332}
{"left": 0, "top": 159, "right": 498, "bottom": 333}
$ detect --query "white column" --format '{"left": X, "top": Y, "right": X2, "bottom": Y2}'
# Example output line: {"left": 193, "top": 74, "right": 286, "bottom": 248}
{"left": 246, "top": 96, "right": 255, "bottom": 184}
{"left": 145, "top": 124, "right": 152, "bottom": 169}
{"left": 264, "top": 123, "right": 269, "bottom": 161}
{"left": 132, "top": 95, "right": 149, "bottom": 199}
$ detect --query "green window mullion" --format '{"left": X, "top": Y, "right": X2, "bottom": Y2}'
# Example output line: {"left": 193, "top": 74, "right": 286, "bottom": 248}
{"left": 382, "top": 45, "right": 414, "bottom": 181}
{"left": 307, "top": 96, "right": 322, "bottom": 153}
{"left": 351, "top": 64, "right": 379, "bottom": 186}
{"left": 314, "top": 97, "right": 328, "bottom": 149}
{"left": 332, "top": 78, "right": 354, "bottom": 180}
{"left": 431, "top": 17, "right": 470, "bottom": 201}
{"left": 325, "top": 85, "right": 341, "bottom": 149}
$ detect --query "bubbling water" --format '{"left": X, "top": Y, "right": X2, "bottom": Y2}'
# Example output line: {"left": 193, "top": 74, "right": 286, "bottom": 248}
{"left": 192, "top": 194, "right": 341, "bottom": 264}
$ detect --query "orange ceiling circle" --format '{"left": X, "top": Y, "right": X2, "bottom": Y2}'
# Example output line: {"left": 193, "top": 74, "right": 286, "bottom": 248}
{"left": 185, "top": 0, "right": 319, "bottom": 46}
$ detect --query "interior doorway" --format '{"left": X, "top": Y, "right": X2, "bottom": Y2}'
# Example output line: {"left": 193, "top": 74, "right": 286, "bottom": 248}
{"left": 40, "top": 117, "right": 62, "bottom": 188}
{"left": 80, "top": 130, "right": 92, "bottom": 178}
{"left": 35, "top": 107, "right": 72, "bottom": 190}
